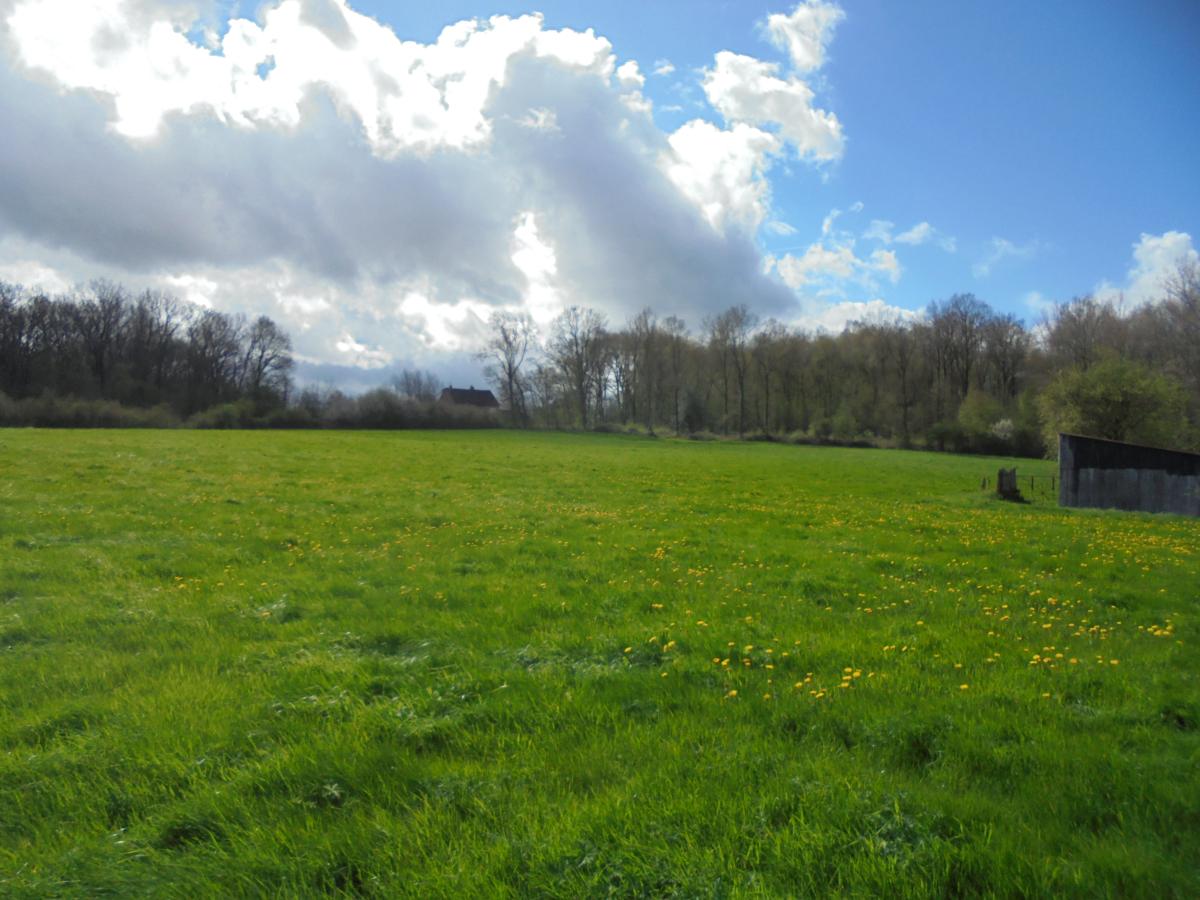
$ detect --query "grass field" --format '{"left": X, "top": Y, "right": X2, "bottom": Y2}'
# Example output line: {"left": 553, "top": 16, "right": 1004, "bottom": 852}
{"left": 0, "top": 430, "right": 1196, "bottom": 897}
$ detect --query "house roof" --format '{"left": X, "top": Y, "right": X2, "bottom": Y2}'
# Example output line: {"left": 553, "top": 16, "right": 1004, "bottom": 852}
{"left": 440, "top": 386, "right": 499, "bottom": 408}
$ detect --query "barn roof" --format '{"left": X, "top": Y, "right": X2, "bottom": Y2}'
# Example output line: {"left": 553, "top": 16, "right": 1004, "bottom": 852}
{"left": 440, "top": 386, "right": 499, "bottom": 408}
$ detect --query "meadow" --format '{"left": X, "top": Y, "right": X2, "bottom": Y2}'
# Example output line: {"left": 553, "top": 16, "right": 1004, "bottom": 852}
{"left": 0, "top": 429, "right": 1196, "bottom": 897}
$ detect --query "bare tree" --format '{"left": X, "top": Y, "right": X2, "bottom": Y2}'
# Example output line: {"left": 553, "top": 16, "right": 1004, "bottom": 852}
{"left": 1163, "top": 260, "right": 1200, "bottom": 396}
{"left": 708, "top": 305, "right": 757, "bottom": 435}
{"left": 981, "top": 313, "right": 1028, "bottom": 399}
{"left": 240, "top": 315, "right": 294, "bottom": 406}
{"left": 392, "top": 369, "right": 440, "bottom": 402}
{"left": 630, "top": 308, "right": 660, "bottom": 433}
{"left": 928, "top": 293, "right": 991, "bottom": 405}
{"left": 549, "top": 306, "right": 606, "bottom": 428}
{"left": 662, "top": 315, "right": 689, "bottom": 434}
{"left": 478, "top": 311, "right": 535, "bottom": 425}
{"left": 752, "top": 320, "right": 787, "bottom": 433}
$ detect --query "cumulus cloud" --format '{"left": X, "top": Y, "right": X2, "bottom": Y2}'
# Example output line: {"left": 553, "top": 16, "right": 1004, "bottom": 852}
{"left": 0, "top": 0, "right": 813, "bottom": 384}
{"left": 701, "top": 50, "right": 843, "bottom": 161}
{"left": 764, "top": 0, "right": 845, "bottom": 72}
{"left": 653, "top": 58, "right": 675, "bottom": 76}
{"left": 663, "top": 120, "right": 780, "bottom": 232}
{"left": 7, "top": 0, "right": 616, "bottom": 152}
{"left": 1094, "top": 231, "right": 1197, "bottom": 307}
{"left": 771, "top": 242, "right": 900, "bottom": 296}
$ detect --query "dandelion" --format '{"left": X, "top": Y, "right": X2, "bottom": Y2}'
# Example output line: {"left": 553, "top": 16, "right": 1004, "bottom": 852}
{"left": 623, "top": 647, "right": 632, "bottom": 654}
{"left": 959, "top": 684, "right": 969, "bottom": 690}
{"left": 726, "top": 689, "right": 738, "bottom": 698}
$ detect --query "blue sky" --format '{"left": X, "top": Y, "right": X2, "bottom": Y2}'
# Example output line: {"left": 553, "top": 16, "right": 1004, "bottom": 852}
{"left": 0, "top": 0, "right": 1197, "bottom": 386}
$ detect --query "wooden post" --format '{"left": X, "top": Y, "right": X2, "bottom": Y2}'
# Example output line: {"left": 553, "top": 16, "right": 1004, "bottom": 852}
{"left": 997, "top": 468, "right": 1024, "bottom": 502}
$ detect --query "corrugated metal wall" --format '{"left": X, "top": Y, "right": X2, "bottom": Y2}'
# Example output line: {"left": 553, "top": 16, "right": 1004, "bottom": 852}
{"left": 1059, "top": 434, "right": 1200, "bottom": 517}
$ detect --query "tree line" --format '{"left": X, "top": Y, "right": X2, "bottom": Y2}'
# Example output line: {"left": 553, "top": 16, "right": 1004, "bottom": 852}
{"left": 481, "top": 261, "right": 1200, "bottom": 456}
{"left": 3, "top": 264, "right": 1197, "bottom": 452}
{"left": 0, "top": 280, "right": 294, "bottom": 419}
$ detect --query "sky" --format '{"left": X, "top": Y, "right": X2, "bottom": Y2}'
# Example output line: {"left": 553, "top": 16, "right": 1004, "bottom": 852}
{"left": 0, "top": 0, "right": 1197, "bottom": 390}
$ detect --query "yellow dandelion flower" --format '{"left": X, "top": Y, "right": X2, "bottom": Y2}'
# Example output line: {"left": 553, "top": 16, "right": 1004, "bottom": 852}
{"left": 959, "top": 684, "right": 969, "bottom": 690}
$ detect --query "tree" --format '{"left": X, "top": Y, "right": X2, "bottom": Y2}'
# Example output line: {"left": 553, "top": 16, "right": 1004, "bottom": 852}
{"left": 707, "top": 304, "right": 756, "bottom": 435}
{"left": 751, "top": 320, "right": 787, "bottom": 433}
{"left": 478, "top": 311, "right": 534, "bottom": 425}
{"left": 1037, "top": 355, "right": 1188, "bottom": 453}
{"left": 630, "top": 308, "right": 660, "bottom": 432}
{"left": 391, "top": 369, "right": 440, "bottom": 402}
{"left": 1043, "top": 295, "right": 1122, "bottom": 371}
{"left": 549, "top": 306, "right": 606, "bottom": 428}
{"left": 928, "top": 293, "right": 991, "bottom": 404}
{"left": 240, "top": 316, "right": 294, "bottom": 408}
{"left": 877, "top": 318, "right": 919, "bottom": 445}
{"left": 661, "top": 315, "right": 689, "bottom": 434}
{"left": 981, "top": 313, "right": 1028, "bottom": 399}
{"left": 186, "top": 309, "right": 244, "bottom": 412}
{"left": 1162, "top": 260, "right": 1200, "bottom": 397}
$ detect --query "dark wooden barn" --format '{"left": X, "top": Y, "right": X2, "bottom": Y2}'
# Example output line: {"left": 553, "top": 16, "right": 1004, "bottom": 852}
{"left": 438, "top": 386, "right": 499, "bottom": 409}
{"left": 1058, "top": 433, "right": 1200, "bottom": 517}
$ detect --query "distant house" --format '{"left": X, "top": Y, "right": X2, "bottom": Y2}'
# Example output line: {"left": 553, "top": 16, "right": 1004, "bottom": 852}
{"left": 438, "top": 385, "right": 500, "bottom": 409}
{"left": 1059, "top": 433, "right": 1200, "bottom": 517}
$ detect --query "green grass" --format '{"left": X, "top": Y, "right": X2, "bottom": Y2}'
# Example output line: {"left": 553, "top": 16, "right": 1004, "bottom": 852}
{"left": 0, "top": 430, "right": 1196, "bottom": 897}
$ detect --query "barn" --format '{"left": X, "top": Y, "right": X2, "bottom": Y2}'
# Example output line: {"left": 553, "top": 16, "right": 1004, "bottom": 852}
{"left": 438, "top": 385, "right": 500, "bottom": 409}
{"left": 1058, "top": 433, "right": 1200, "bottom": 517}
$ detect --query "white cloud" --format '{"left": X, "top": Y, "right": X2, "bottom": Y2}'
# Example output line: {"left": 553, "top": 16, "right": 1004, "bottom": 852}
{"left": 7, "top": 1, "right": 616, "bottom": 154}
{"left": 764, "top": 0, "right": 845, "bottom": 72}
{"left": 510, "top": 211, "right": 563, "bottom": 324}
{"left": 616, "top": 59, "right": 644, "bottom": 89}
{"left": 653, "top": 59, "right": 675, "bottom": 76}
{"left": 335, "top": 333, "right": 394, "bottom": 369}
{"left": 0, "top": 256, "right": 73, "bottom": 294}
{"left": 973, "top": 237, "right": 1042, "bottom": 277}
{"left": 0, "top": 0, "right": 846, "bottom": 387}
{"left": 864, "top": 218, "right": 955, "bottom": 251}
{"left": 162, "top": 273, "right": 218, "bottom": 308}
{"left": 663, "top": 119, "right": 781, "bottom": 232}
{"left": 863, "top": 219, "right": 894, "bottom": 243}
{"left": 793, "top": 298, "right": 919, "bottom": 333}
{"left": 894, "top": 222, "right": 933, "bottom": 245}
{"left": 395, "top": 292, "right": 492, "bottom": 351}
{"left": 1094, "top": 230, "right": 1197, "bottom": 307}
{"left": 772, "top": 241, "right": 900, "bottom": 293}
{"left": 701, "top": 50, "right": 843, "bottom": 162}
